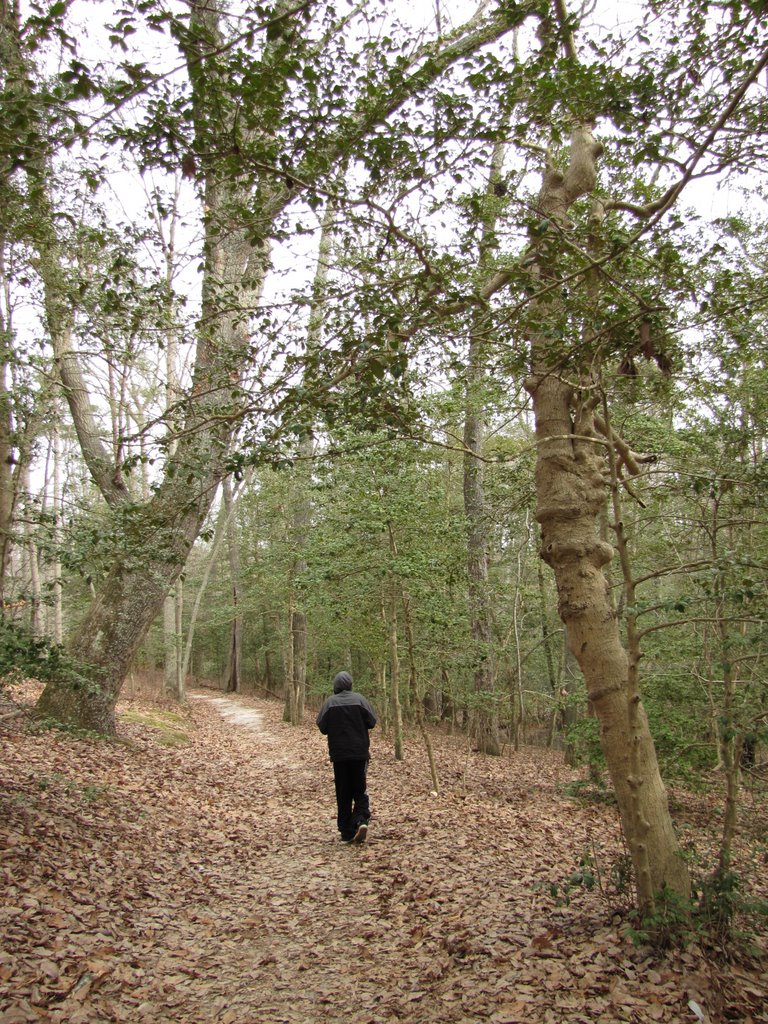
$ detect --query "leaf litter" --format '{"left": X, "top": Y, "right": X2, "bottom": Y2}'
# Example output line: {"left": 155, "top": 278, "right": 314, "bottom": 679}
{"left": 1, "top": 684, "right": 766, "bottom": 1024}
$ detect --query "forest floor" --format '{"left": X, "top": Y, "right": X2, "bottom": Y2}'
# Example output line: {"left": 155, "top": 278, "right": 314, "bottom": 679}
{"left": 1, "top": 683, "right": 767, "bottom": 1024}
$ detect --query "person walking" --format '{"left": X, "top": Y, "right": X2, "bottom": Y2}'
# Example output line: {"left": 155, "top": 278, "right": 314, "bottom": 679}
{"left": 316, "top": 671, "right": 377, "bottom": 844}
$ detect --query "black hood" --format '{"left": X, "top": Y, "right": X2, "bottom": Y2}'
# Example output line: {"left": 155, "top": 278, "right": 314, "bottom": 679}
{"left": 333, "top": 671, "right": 353, "bottom": 693}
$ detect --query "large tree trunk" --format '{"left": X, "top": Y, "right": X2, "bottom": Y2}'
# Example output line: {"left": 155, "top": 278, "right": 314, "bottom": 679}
{"left": 36, "top": 476, "right": 217, "bottom": 730}
{"left": 528, "top": 368, "right": 689, "bottom": 905}
{"left": 521, "top": 120, "right": 689, "bottom": 906}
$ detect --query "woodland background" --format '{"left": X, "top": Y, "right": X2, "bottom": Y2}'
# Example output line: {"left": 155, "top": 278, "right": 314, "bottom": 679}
{"left": 1, "top": 0, "right": 767, "bottom": 961}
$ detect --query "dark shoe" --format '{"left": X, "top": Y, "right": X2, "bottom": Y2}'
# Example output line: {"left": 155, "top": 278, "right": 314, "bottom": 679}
{"left": 352, "top": 822, "right": 368, "bottom": 844}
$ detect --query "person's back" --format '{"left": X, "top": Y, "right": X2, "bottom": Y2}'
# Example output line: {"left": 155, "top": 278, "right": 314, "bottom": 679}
{"left": 316, "top": 672, "right": 376, "bottom": 843}
{"left": 316, "top": 678, "right": 376, "bottom": 761}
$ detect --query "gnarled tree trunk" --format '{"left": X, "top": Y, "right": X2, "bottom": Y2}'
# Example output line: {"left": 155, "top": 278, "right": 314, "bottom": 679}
{"left": 523, "top": 123, "right": 689, "bottom": 907}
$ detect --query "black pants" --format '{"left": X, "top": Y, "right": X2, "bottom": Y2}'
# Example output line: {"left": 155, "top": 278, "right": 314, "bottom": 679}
{"left": 333, "top": 759, "right": 370, "bottom": 840}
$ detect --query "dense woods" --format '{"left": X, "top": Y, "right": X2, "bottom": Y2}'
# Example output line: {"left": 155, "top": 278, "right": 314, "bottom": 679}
{"left": 1, "top": 0, "right": 767, "bottom": 944}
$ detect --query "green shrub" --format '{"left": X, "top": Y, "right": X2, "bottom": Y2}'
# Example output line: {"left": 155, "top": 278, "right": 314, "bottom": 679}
{"left": 0, "top": 619, "right": 94, "bottom": 695}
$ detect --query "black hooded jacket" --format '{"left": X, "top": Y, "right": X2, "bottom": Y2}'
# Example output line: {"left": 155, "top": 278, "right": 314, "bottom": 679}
{"left": 316, "top": 672, "right": 377, "bottom": 762}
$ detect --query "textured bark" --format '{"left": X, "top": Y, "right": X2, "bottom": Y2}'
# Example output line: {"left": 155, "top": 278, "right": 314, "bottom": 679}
{"left": 528, "top": 369, "right": 689, "bottom": 904}
{"left": 163, "top": 585, "right": 185, "bottom": 701}
{"left": 523, "top": 125, "right": 689, "bottom": 905}
{"left": 33, "top": 0, "right": 267, "bottom": 728}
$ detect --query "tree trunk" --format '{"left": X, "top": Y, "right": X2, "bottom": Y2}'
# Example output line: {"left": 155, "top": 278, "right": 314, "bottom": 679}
{"left": 521, "top": 120, "right": 689, "bottom": 907}
{"left": 181, "top": 476, "right": 249, "bottom": 686}
{"left": 222, "top": 478, "right": 242, "bottom": 695}
{"left": 529, "top": 371, "right": 689, "bottom": 905}
{"left": 161, "top": 185, "right": 185, "bottom": 704}
{"left": 462, "top": 141, "right": 506, "bottom": 756}
{"left": 163, "top": 585, "right": 185, "bottom": 700}
{"left": 400, "top": 582, "right": 440, "bottom": 793}
{"left": 387, "top": 588, "right": 404, "bottom": 761}
{"left": 287, "top": 444, "right": 311, "bottom": 720}
{"left": 0, "top": 313, "right": 14, "bottom": 607}
{"left": 289, "top": 605, "right": 307, "bottom": 722}
{"left": 285, "top": 205, "right": 333, "bottom": 725}
{"left": 283, "top": 600, "right": 295, "bottom": 722}
{"left": 51, "top": 420, "right": 63, "bottom": 645}
{"left": 709, "top": 497, "right": 740, "bottom": 880}
{"left": 464, "top": 371, "right": 500, "bottom": 754}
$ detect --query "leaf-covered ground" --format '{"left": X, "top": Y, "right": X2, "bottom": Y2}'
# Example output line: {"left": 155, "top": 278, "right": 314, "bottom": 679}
{"left": 1, "top": 685, "right": 766, "bottom": 1024}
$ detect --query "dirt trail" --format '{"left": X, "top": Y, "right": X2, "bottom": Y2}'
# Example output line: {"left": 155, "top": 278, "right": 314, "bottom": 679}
{"left": 191, "top": 696, "right": 266, "bottom": 737}
{"left": 2, "top": 689, "right": 767, "bottom": 1024}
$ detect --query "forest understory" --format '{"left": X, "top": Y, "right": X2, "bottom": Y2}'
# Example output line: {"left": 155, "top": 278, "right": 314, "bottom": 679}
{"left": 1, "top": 683, "right": 767, "bottom": 1024}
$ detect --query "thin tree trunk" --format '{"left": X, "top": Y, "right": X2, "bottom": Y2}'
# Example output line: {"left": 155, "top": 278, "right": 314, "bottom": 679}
{"left": 378, "top": 594, "right": 390, "bottom": 736}
{"left": 222, "top": 478, "right": 242, "bottom": 695}
{"left": 285, "top": 433, "right": 312, "bottom": 724}
{"left": 387, "top": 587, "right": 404, "bottom": 761}
{"left": 51, "top": 419, "right": 63, "bottom": 645}
{"left": 160, "top": 179, "right": 186, "bottom": 703}
{"left": 377, "top": 662, "right": 390, "bottom": 736}
{"left": 463, "top": 140, "right": 506, "bottom": 756}
{"left": 384, "top": 522, "right": 407, "bottom": 759}
{"left": 181, "top": 475, "right": 248, "bottom": 687}
{"left": 0, "top": 151, "right": 33, "bottom": 611}
{"left": 0, "top": 301, "right": 14, "bottom": 607}
{"left": 285, "top": 206, "right": 334, "bottom": 725}
{"left": 707, "top": 496, "right": 740, "bottom": 879}
{"left": 511, "top": 564, "right": 525, "bottom": 751}
{"left": 290, "top": 602, "right": 306, "bottom": 720}
{"left": 26, "top": 533, "right": 42, "bottom": 637}
{"left": 538, "top": 558, "right": 562, "bottom": 748}
{"left": 163, "top": 586, "right": 185, "bottom": 700}
{"left": 400, "top": 583, "right": 440, "bottom": 794}
{"left": 561, "top": 626, "right": 582, "bottom": 764}
{"left": 283, "top": 599, "right": 295, "bottom": 721}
